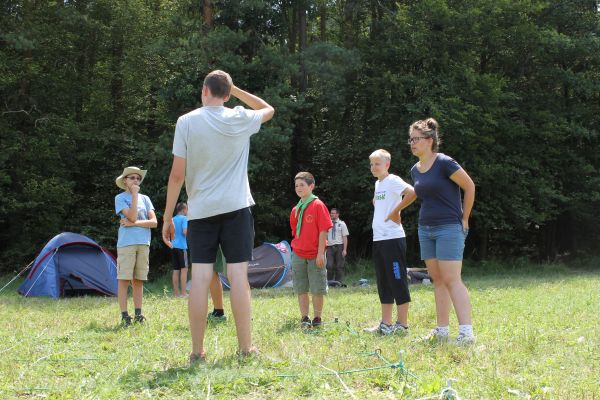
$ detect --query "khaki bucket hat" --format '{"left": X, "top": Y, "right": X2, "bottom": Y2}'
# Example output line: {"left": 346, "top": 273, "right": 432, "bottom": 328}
{"left": 115, "top": 166, "right": 147, "bottom": 190}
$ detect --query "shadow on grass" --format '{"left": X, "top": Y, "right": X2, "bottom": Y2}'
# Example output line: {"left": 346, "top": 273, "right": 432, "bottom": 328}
{"left": 144, "top": 364, "right": 202, "bottom": 390}
{"left": 141, "top": 353, "right": 266, "bottom": 391}
{"left": 83, "top": 321, "right": 127, "bottom": 333}
{"left": 276, "top": 318, "right": 302, "bottom": 334}
{"left": 83, "top": 321, "right": 189, "bottom": 334}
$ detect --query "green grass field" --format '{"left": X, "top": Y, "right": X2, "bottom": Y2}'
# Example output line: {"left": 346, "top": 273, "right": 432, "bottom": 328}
{"left": 0, "top": 259, "right": 598, "bottom": 399}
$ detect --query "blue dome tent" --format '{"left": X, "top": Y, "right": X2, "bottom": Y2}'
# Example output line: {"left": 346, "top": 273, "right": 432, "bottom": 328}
{"left": 18, "top": 232, "right": 118, "bottom": 298}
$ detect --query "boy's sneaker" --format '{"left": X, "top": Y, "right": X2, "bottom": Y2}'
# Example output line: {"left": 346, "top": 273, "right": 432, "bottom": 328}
{"left": 363, "top": 321, "right": 394, "bottom": 336}
{"left": 311, "top": 317, "right": 322, "bottom": 328}
{"left": 207, "top": 312, "right": 227, "bottom": 323}
{"left": 121, "top": 315, "right": 132, "bottom": 327}
{"left": 301, "top": 316, "right": 312, "bottom": 329}
{"left": 393, "top": 322, "right": 409, "bottom": 335}
{"left": 418, "top": 327, "right": 450, "bottom": 343}
{"left": 455, "top": 332, "right": 476, "bottom": 346}
{"left": 134, "top": 314, "right": 146, "bottom": 324}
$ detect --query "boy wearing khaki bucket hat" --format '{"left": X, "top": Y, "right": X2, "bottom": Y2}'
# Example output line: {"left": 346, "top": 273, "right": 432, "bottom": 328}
{"left": 114, "top": 166, "right": 157, "bottom": 326}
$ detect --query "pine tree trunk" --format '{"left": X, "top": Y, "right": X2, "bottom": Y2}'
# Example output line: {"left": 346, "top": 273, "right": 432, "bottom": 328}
{"left": 202, "top": 0, "right": 213, "bottom": 28}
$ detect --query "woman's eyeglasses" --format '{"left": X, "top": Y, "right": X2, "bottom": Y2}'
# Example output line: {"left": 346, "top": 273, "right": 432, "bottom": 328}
{"left": 407, "top": 136, "right": 429, "bottom": 145}
{"left": 126, "top": 176, "right": 142, "bottom": 181}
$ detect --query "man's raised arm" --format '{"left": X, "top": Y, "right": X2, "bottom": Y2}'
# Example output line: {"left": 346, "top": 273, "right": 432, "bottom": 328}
{"left": 230, "top": 86, "right": 274, "bottom": 123}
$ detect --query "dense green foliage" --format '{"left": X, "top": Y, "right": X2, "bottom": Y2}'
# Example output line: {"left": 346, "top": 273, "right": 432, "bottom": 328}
{"left": 1, "top": 1, "right": 599, "bottom": 274}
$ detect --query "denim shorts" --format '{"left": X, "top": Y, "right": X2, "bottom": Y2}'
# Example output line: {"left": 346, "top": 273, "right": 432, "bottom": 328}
{"left": 418, "top": 224, "right": 468, "bottom": 261}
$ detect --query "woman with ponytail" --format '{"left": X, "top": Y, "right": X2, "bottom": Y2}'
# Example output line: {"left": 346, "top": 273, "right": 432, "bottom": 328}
{"left": 388, "top": 118, "right": 476, "bottom": 344}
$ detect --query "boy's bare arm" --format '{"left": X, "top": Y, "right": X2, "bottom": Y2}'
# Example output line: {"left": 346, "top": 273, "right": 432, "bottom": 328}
{"left": 230, "top": 86, "right": 274, "bottom": 123}
{"left": 121, "top": 210, "right": 157, "bottom": 228}
{"left": 122, "top": 186, "right": 140, "bottom": 223}
{"left": 385, "top": 186, "right": 417, "bottom": 224}
{"left": 316, "top": 231, "right": 328, "bottom": 268}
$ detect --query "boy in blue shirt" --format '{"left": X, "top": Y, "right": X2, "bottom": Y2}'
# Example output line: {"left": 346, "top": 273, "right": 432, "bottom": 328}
{"left": 115, "top": 167, "right": 157, "bottom": 326}
{"left": 169, "top": 202, "right": 189, "bottom": 297}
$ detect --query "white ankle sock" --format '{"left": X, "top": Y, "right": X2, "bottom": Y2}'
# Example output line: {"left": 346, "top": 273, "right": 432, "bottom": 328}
{"left": 437, "top": 326, "right": 450, "bottom": 335}
{"left": 459, "top": 324, "right": 473, "bottom": 336}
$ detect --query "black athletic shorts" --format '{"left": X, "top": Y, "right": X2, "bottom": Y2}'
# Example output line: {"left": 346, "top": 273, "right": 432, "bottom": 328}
{"left": 372, "top": 238, "right": 411, "bottom": 305}
{"left": 171, "top": 248, "right": 188, "bottom": 270}
{"left": 187, "top": 207, "right": 254, "bottom": 264}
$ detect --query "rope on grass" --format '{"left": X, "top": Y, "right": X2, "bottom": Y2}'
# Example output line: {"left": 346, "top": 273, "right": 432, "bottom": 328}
{"left": 276, "top": 350, "right": 416, "bottom": 379}
{"left": 14, "top": 357, "right": 103, "bottom": 363}
{"left": 0, "top": 328, "right": 48, "bottom": 355}
{"left": 319, "top": 364, "right": 358, "bottom": 400}
{"left": 292, "top": 321, "right": 419, "bottom": 381}
{"left": 12, "top": 388, "right": 50, "bottom": 393}
{"left": 142, "top": 284, "right": 156, "bottom": 298}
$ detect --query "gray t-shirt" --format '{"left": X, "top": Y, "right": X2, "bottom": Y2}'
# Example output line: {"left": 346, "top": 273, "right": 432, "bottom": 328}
{"left": 172, "top": 105, "right": 264, "bottom": 220}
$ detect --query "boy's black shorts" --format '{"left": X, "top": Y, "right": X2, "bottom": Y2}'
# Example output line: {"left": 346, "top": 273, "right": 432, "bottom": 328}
{"left": 372, "top": 237, "right": 411, "bottom": 305}
{"left": 187, "top": 207, "right": 254, "bottom": 264}
{"left": 171, "top": 248, "right": 188, "bottom": 270}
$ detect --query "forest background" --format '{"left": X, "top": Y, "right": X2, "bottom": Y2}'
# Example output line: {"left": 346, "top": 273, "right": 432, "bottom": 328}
{"left": 1, "top": 0, "right": 599, "bottom": 275}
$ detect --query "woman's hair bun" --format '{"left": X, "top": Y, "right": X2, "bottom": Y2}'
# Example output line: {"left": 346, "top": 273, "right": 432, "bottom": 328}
{"left": 425, "top": 118, "right": 439, "bottom": 132}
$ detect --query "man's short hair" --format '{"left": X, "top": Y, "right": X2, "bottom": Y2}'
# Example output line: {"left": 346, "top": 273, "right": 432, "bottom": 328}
{"left": 331, "top": 208, "right": 339, "bottom": 214}
{"left": 369, "top": 149, "right": 391, "bottom": 163}
{"left": 295, "top": 171, "right": 315, "bottom": 186}
{"left": 203, "top": 70, "right": 232, "bottom": 99}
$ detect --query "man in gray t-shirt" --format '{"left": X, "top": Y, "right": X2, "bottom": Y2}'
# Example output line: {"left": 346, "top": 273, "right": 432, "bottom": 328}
{"left": 162, "top": 70, "right": 274, "bottom": 362}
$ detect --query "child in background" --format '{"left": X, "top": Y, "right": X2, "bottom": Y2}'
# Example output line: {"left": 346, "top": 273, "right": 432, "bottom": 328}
{"left": 290, "top": 172, "right": 332, "bottom": 328}
{"left": 167, "top": 202, "right": 189, "bottom": 297}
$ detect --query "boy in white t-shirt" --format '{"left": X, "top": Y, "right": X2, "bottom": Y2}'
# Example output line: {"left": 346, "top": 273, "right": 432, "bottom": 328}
{"left": 365, "top": 149, "right": 417, "bottom": 335}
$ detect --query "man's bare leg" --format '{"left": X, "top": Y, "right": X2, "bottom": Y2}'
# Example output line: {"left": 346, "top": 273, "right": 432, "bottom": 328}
{"left": 188, "top": 263, "right": 213, "bottom": 355}
{"left": 226, "top": 262, "right": 253, "bottom": 352}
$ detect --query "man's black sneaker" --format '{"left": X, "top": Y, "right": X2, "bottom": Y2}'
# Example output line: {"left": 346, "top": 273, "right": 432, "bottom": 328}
{"left": 311, "top": 317, "right": 322, "bottom": 328}
{"left": 134, "top": 314, "right": 146, "bottom": 324}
